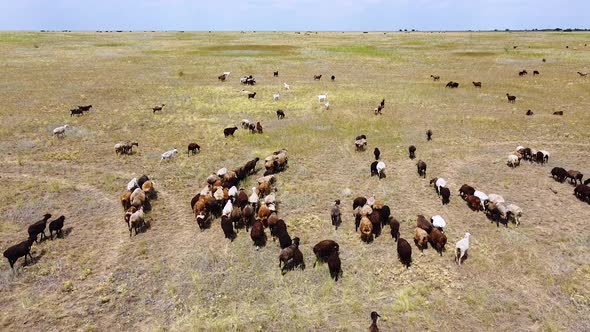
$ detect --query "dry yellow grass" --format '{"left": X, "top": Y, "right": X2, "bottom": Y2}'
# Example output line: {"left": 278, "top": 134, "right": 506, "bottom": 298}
{"left": 0, "top": 31, "right": 589, "bottom": 331}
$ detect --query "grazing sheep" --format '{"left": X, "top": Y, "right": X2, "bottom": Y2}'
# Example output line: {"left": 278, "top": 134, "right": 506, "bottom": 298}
{"left": 430, "top": 177, "right": 447, "bottom": 196}
{"left": 374, "top": 147, "right": 380, "bottom": 160}
{"left": 553, "top": 111, "right": 563, "bottom": 116}
{"left": 533, "top": 70, "right": 540, "bottom": 75}
{"left": 440, "top": 187, "right": 451, "bottom": 205}
{"left": 466, "top": 195, "right": 482, "bottom": 211}
{"left": 324, "top": 101, "right": 330, "bottom": 110}
{"left": 355, "top": 137, "right": 367, "bottom": 151}
{"left": 130, "top": 188, "right": 146, "bottom": 208}
{"left": 566, "top": 170, "right": 584, "bottom": 185}
{"left": 278, "top": 228, "right": 293, "bottom": 249}
{"left": 279, "top": 237, "right": 305, "bottom": 274}
{"left": 506, "top": 93, "right": 516, "bottom": 103}
{"left": 473, "top": 190, "right": 488, "bottom": 210}
{"left": 152, "top": 104, "right": 165, "bottom": 113}
{"left": 446, "top": 81, "right": 459, "bottom": 88}
{"left": 52, "top": 124, "right": 70, "bottom": 138}
{"left": 128, "top": 207, "right": 145, "bottom": 236}
{"left": 487, "top": 194, "right": 505, "bottom": 205}
{"left": 318, "top": 94, "right": 327, "bottom": 102}
{"left": 430, "top": 75, "right": 440, "bottom": 81}
{"left": 313, "top": 240, "right": 340, "bottom": 267}
{"left": 137, "top": 175, "right": 149, "bottom": 189}
{"left": 273, "top": 71, "right": 279, "bottom": 77}
{"left": 574, "top": 184, "right": 590, "bottom": 203}
{"left": 256, "top": 122, "right": 263, "bottom": 134}
{"left": 78, "top": 105, "right": 92, "bottom": 111}
{"left": 507, "top": 154, "right": 520, "bottom": 167}
{"left": 121, "top": 190, "right": 132, "bottom": 211}
{"left": 3, "top": 237, "right": 36, "bottom": 270}
{"left": 273, "top": 93, "right": 280, "bottom": 101}
{"left": 459, "top": 184, "right": 475, "bottom": 199}
{"left": 222, "top": 200, "right": 233, "bottom": 217}
{"left": 276, "top": 109, "right": 285, "bottom": 119}
{"left": 369, "top": 311, "right": 381, "bottom": 332}
{"left": 250, "top": 220, "right": 266, "bottom": 248}
{"left": 551, "top": 167, "right": 568, "bottom": 182}
{"left": 327, "top": 250, "right": 342, "bottom": 281}
{"left": 455, "top": 232, "right": 471, "bottom": 265}
{"left": 431, "top": 215, "right": 446, "bottom": 232}
{"left": 331, "top": 200, "right": 342, "bottom": 230}
{"left": 506, "top": 204, "right": 523, "bottom": 226}
{"left": 519, "top": 70, "right": 528, "bottom": 76}
{"left": 28, "top": 213, "right": 52, "bottom": 243}
{"left": 429, "top": 228, "right": 447, "bottom": 256}
{"left": 314, "top": 74, "right": 322, "bottom": 80}
{"left": 353, "top": 196, "right": 368, "bottom": 210}
{"left": 187, "top": 143, "right": 200, "bottom": 155}
{"left": 70, "top": 108, "right": 84, "bottom": 116}
{"left": 376, "top": 161, "right": 386, "bottom": 179}
{"left": 397, "top": 238, "right": 412, "bottom": 268}
{"left": 218, "top": 73, "right": 227, "bottom": 81}
{"left": 283, "top": 82, "right": 290, "bottom": 90}
{"left": 230, "top": 205, "right": 243, "bottom": 230}
{"left": 414, "top": 227, "right": 429, "bottom": 252}
{"left": 331, "top": 75, "right": 336, "bottom": 81}
{"left": 220, "top": 215, "right": 236, "bottom": 241}
{"left": 49, "top": 215, "right": 65, "bottom": 239}
{"left": 526, "top": 110, "right": 534, "bottom": 116}
{"left": 224, "top": 126, "right": 238, "bottom": 137}
{"left": 241, "top": 119, "right": 252, "bottom": 129}
{"left": 161, "top": 149, "right": 178, "bottom": 161}
{"left": 416, "top": 160, "right": 427, "bottom": 178}
{"left": 389, "top": 216, "right": 400, "bottom": 242}
{"left": 242, "top": 205, "right": 255, "bottom": 230}
{"left": 247, "top": 92, "right": 257, "bottom": 99}
{"left": 426, "top": 129, "right": 432, "bottom": 141}
{"left": 472, "top": 81, "right": 482, "bottom": 88}
{"left": 577, "top": 71, "right": 587, "bottom": 77}
{"left": 408, "top": 145, "right": 416, "bottom": 159}
{"left": 359, "top": 216, "right": 373, "bottom": 243}
{"left": 416, "top": 215, "right": 433, "bottom": 234}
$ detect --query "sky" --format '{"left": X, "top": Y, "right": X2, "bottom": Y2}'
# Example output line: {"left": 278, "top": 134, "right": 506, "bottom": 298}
{"left": 0, "top": 0, "right": 588, "bottom": 31}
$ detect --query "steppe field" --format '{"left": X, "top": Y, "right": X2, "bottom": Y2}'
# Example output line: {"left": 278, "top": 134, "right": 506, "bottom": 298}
{"left": 0, "top": 31, "right": 589, "bottom": 331}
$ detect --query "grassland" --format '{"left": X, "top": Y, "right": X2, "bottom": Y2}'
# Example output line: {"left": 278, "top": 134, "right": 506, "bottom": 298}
{"left": 0, "top": 31, "right": 589, "bottom": 331}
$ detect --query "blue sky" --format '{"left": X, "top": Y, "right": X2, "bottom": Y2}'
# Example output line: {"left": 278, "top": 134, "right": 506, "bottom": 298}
{"left": 1, "top": 0, "right": 588, "bottom": 31}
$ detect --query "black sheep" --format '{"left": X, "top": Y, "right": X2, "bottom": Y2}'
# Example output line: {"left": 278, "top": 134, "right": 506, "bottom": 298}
{"left": 459, "top": 184, "right": 475, "bottom": 199}
{"left": 247, "top": 92, "right": 256, "bottom": 99}
{"left": 313, "top": 240, "right": 340, "bottom": 267}
{"left": 440, "top": 187, "right": 451, "bottom": 205}
{"left": 49, "top": 215, "right": 65, "bottom": 240}
{"left": 137, "top": 175, "right": 150, "bottom": 189}
{"left": 327, "top": 250, "right": 342, "bottom": 281}
{"left": 380, "top": 205, "right": 391, "bottom": 227}
{"left": 370, "top": 161, "right": 379, "bottom": 177}
{"left": 408, "top": 145, "right": 416, "bottom": 159}
{"left": 224, "top": 126, "right": 238, "bottom": 137}
{"left": 250, "top": 220, "right": 266, "bottom": 248}
{"left": 374, "top": 147, "right": 380, "bottom": 160}
{"left": 187, "top": 143, "right": 200, "bottom": 155}
{"left": 276, "top": 109, "right": 285, "bottom": 119}
{"left": 28, "top": 213, "right": 52, "bottom": 243}
{"left": 426, "top": 129, "right": 432, "bottom": 141}
{"left": 3, "top": 237, "right": 35, "bottom": 270}
{"left": 397, "top": 238, "right": 412, "bottom": 268}
{"left": 551, "top": 167, "right": 568, "bottom": 182}
{"left": 278, "top": 230, "right": 293, "bottom": 249}
{"left": 331, "top": 75, "right": 335, "bottom": 81}
{"left": 220, "top": 215, "right": 236, "bottom": 241}
{"left": 416, "top": 160, "right": 427, "bottom": 178}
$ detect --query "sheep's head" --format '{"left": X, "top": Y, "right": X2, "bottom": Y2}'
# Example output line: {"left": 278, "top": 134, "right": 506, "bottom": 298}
{"left": 464, "top": 232, "right": 471, "bottom": 239}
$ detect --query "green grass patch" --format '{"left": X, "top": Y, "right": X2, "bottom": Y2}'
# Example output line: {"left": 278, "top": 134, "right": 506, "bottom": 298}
{"left": 323, "top": 44, "right": 392, "bottom": 56}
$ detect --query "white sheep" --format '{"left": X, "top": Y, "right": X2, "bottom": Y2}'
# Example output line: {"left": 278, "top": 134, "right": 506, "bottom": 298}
{"left": 213, "top": 187, "right": 224, "bottom": 201}
{"left": 473, "top": 190, "right": 488, "bottom": 209}
{"left": 318, "top": 94, "right": 327, "bottom": 102}
{"left": 52, "top": 124, "right": 70, "bottom": 138}
{"left": 222, "top": 200, "right": 233, "bottom": 217}
{"left": 283, "top": 83, "right": 290, "bottom": 90}
{"left": 161, "top": 149, "right": 178, "bottom": 161}
{"left": 217, "top": 167, "right": 227, "bottom": 177}
{"left": 366, "top": 195, "right": 376, "bottom": 207}
{"left": 249, "top": 187, "right": 259, "bottom": 204}
{"left": 128, "top": 207, "right": 145, "bottom": 236}
{"left": 507, "top": 154, "right": 520, "bottom": 167}
{"left": 435, "top": 178, "right": 447, "bottom": 195}
{"left": 273, "top": 93, "right": 280, "bottom": 101}
{"left": 431, "top": 215, "right": 446, "bottom": 231}
{"left": 506, "top": 204, "right": 523, "bottom": 226}
{"left": 228, "top": 186, "right": 238, "bottom": 197}
{"left": 516, "top": 145, "right": 524, "bottom": 151}
{"left": 126, "top": 178, "right": 139, "bottom": 191}
{"left": 376, "top": 161, "right": 386, "bottom": 178}
{"left": 324, "top": 101, "right": 330, "bottom": 110}
{"left": 223, "top": 71, "right": 231, "bottom": 77}
{"left": 487, "top": 194, "right": 505, "bottom": 204}
{"left": 455, "top": 232, "right": 471, "bottom": 265}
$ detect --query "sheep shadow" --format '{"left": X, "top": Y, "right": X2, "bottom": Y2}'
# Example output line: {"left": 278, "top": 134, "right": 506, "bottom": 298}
{"left": 281, "top": 260, "right": 305, "bottom": 276}
{"left": 456, "top": 252, "right": 469, "bottom": 265}
{"left": 50, "top": 227, "right": 74, "bottom": 240}
{"left": 483, "top": 213, "right": 508, "bottom": 228}
{"left": 143, "top": 200, "right": 152, "bottom": 213}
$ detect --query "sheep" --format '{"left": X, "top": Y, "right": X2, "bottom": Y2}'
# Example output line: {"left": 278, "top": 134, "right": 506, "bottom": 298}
{"left": 314, "top": 74, "right": 322, "bottom": 80}
{"left": 222, "top": 200, "right": 233, "bottom": 217}
{"left": 416, "top": 160, "right": 427, "bottom": 178}
{"left": 318, "top": 94, "right": 327, "bottom": 102}
{"left": 188, "top": 143, "right": 200, "bottom": 155}
{"left": 459, "top": 184, "right": 475, "bottom": 199}
{"left": 279, "top": 237, "right": 305, "bottom": 274}
{"left": 241, "top": 119, "right": 252, "bottom": 129}
{"left": 487, "top": 194, "right": 505, "bottom": 205}
{"left": 533, "top": 70, "right": 540, "bottom": 75}
{"left": 70, "top": 108, "right": 84, "bottom": 116}
{"left": 127, "top": 177, "right": 139, "bottom": 191}
{"left": 430, "top": 177, "right": 447, "bottom": 196}
{"left": 130, "top": 188, "right": 146, "bottom": 208}
{"left": 369, "top": 209, "right": 382, "bottom": 237}
{"left": 224, "top": 126, "right": 238, "bottom": 137}
{"left": 324, "top": 101, "right": 330, "bottom": 110}
{"left": 52, "top": 124, "right": 70, "bottom": 138}
{"left": 577, "top": 71, "right": 588, "bottom": 77}
{"left": 278, "top": 228, "right": 293, "bottom": 249}
{"left": 142, "top": 180, "right": 154, "bottom": 198}
{"left": 218, "top": 73, "right": 227, "bottom": 81}
{"left": 121, "top": 190, "right": 132, "bottom": 211}
{"left": 574, "top": 184, "right": 590, "bottom": 203}
{"left": 359, "top": 216, "right": 373, "bottom": 243}
{"left": 430, "top": 75, "right": 440, "bottom": 81}
{"left": 370, "top": 161, "right": 379, "bottom": 177}
{"left": 535, "top": 151, "right": 546, "bottom": 164}
{"left": 455, "top": 232, "right": 470, "bottom": 265}
{"left": 242, "top": 205, "right": 255, "bottom": 230}
{"left": 28, "top": 213, "right": 52, "bottom": 243}
{"left": 276, "top": 109, "right": 285, "bottom": 119}
{"left": 389, "top": 216, "right": 400, "bottom": 242}
{"left": 472, "top": 81, "right": 482, "bottom": 88}
{"left": 161, "top": 148, "right": 178, "bottom": 161}
{"left": 374, "top": 147, "right": 380, "bottom": 160}
{"left": 551, "top": 167, "right": 568, "bottom": 182}
{"left": 378, "top": 204, "right": 391, "bottom": 227}
{"left": 507, "top": 154, "right": 520, "bottom": 167}
{"left": 230, "top": 205, "right": 243, "bottom": 230}
{"left": 416, "top": 215, "right": 434, "bottom": 234}
{"left": 429, "top": 228, "right": 447, "bottom": 256}
{"left": 473, "top": 190, "right": 488, "bottom": 210}
{"left": 128, "top": 207, "right": 145, "bottom": 236}
{"left": 78, "top": 105, "right": 92, "bottom": 111}
{"left": 376, "top": 161, "right": 386, "bottom": 179}
{"left": 539, "top": 150, "right": 550, "bottom": 163}
{"left": 248, "top": 92, "right": 256, "bottom": 99}
{"left": 273, "top": 71, "right": 279, "bottom": 77}
{"left": 431, "top": 215, "right": 446, "bottom": 232}
{"left": 408, "top": 145, "right": 416, "bottom": 159}
{"left": 369, "top": 311, "right": 381, "bottom": 332}
{"left": 331, "top": 200, "right": 342, "bottom": 230}
{"left": 137, "top": 175, "right": 149, "bottom": 189}
{"left": 49, "top": 215, "right": 65, "bottom": 239}
{"left": 440, "top": 187, "right": 451, "bottom": 205}
{"left": 258, "top": 203, "right": 272, "bottom": 225}
{"left": 426, "top": 129, "right": 432, "bottom": 141}
{"left": 506, "top": 93, "right": 516, "bottom": 103}
{"left": 250, "top": 220, "right": 266, "bottom": 249}
{"left": 414, "top": 227, "right": 429, "bottom": 253}
{"left": 445, "top": 81, "right": 459, "bottom": 88}
{"left": 553, "top": 111, "right": 564, "bottom": 116}
{"left": 361, "top": 203, "right": 373, "bottom": 217}
{"left": 397, "top": 238, "right": 412, "bottom": 268}
{"left": 273, "top": 93, "right": 280, "bottom": 101}
{"left": 327, "top": 250, "right": 342, "bottom": 281}
{"left": 466, "top": 195, "right": 482, "bottom": 211}
{"left": 355, "top": 137, "right": 367, "bottom": 151}
{"left": 152, "top": 104, "right": 165, "bottom": 113}
{"left": 506, "top": 204, "right": 523, "bottom": 226}
{"left": 283, "top": 82, "right": 290, "bottom": 90}
{"left": 3, "top": 237, "right": 36, "bottom": 270}
{"left": 256, "top": 122, "right": 263, "bottom": 134}
{"left": 526, "top": 110, "right": 534, "bottom": 116}
{"left": 518, "top": 70, "right": 528, "bottom": 76}
{"left": 220, "top": 215, "right": 236, "bottom": 241}
{"left": 249, "top": 187, "right": 260, "bottom": 206}
{"left": 313, "top": 240, "right": 340, "bottom": 267}
{"left": 566, "top": 170, "right": 584, "bottom": 185}
{"left": 352, "top": 196, "right": 367, "bottom": 210}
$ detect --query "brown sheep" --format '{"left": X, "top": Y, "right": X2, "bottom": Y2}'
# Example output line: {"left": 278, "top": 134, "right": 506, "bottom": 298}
{"left": 279, "top": 237, "right": 304, "bottom": 274}
{"left": 359, "top": 217, "right": 373, "bottom": 243}
{"left": 220, "top": 215, "right": 236, "bottom": 241}
{"left": 459, "top": 184, "right": 475, "bottom": 199}
{"left": 258, "top": 203, "right": 272, "bottom": 226}
{"left": 327, "top": 250, "right": 342, "bottom": 281}
{"left": 466, "top": 195, "right": 482, "bottom": 211}
{"left": 250, "top": 220, "right": 266, "bottom": 248}
{"left": 313, "top": 240, "right": 340, "bottom": 267}
{"left": 429, "top": 228, "right": 447, "bottom": 256}
{"left": 408, "top": 145, "right": 416, "bottom": 159}
{"left": 472, "top": 81, "right": 482, "bottom": 88}
{"left": 416, "top": 215, "right": 433, "bottom": 233}
{"left": 397, "top": 238, "right": 412, "bottom": 268}
{"left": 506, "top": 93, "right": 516, "bottom": 103}
{"left": 416, "top": 160, "right": 427, "bottom": 178}
{"left": 566, "top": 170, "right": 584, "bottom": 185}
{"left": 121, "top": 190, "right": 132, "bottom": 211}
{"left": 553, "top": 111, "right": 564, "bottom": 116}
{"left": 241, "top": 204, "right": 255, "bottom": 230}
{"left": 230, "top": 206, "right": 243, "bottom": 230}
{"left": 414, "top": 227, "right": 429, "bottom": 252}
{"left": 353, "top": 196, "right": 367, "bottom": 210}
{"left": 389, "top": 216, "right": 400, "bottom": 242}
{"left": 440, "top": 187, "right": 451, "bottom": 205}
{"left": 368, "top": 210, "right": 382, "bottom": 237}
